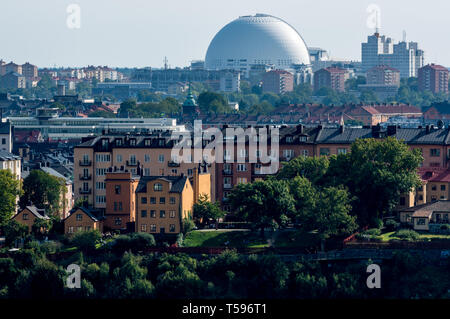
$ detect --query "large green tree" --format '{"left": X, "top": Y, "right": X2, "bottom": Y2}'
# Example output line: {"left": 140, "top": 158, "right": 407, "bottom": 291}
{"left": 227, "top": 179, "right": 295, "bottom": 236}
{"left": 20, "top": 170, "right": 63, "bottom": 215}
{"left": 0, "top": 170, "right": 21, "bottom": 224}
{"left": 193, "top": 194, "right": 225, "bottom": 227}
{"left": 325, "top": 137, "right": 423, "bottom": 227}
{"left": 277, "top": 156, "right": 329, "bottom": 185}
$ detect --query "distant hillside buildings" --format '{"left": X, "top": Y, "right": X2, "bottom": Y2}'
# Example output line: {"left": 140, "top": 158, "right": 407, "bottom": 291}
{"left": 362, "top": 32, "right": 424, "bottom": 78}
{"left": 418, "top": 64, "right": 449, "bottom": 94}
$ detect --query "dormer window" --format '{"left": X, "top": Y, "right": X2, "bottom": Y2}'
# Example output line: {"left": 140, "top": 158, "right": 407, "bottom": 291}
{"left": 299, "top": 136, "right": 307, "bottom": 142}
{"left": 129, "top": 139, "right": 136, "bottom": 146}
{"left": 144, "top": 139, "right": 151, "bottom": 147}
{"left": 158, "top": 139, "right": 165, "bottom": 147}
{"left": 116, "top": 139, "right": 122, "bottom": 146}
{"left": 286, "top": 136, "right": 293, "bottom": 143}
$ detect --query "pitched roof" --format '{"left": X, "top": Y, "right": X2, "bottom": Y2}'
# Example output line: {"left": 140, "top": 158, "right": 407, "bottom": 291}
{"left": 0, "top": 150, "right": 20, "bottom": 161}
{"left": 65, "top": 206, "right": 102, "bottom": 222}
{"left": 135, "top": 176, "right": 188, "bottom": 194}
{"left": 21, "top": 206, "right": 49, "bottom": 219}
{"left": 401, "top": 201, "right": 450, "bottom": 218}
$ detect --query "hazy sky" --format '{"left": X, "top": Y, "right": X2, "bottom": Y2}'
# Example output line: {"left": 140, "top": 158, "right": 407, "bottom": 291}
{"left": 0, "top": 0, "right": 448, "bottom": 68}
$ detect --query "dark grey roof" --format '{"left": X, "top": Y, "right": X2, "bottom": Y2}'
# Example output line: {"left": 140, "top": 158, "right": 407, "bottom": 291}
{"left": 0, "top": 150, "right": 20, "bottom": 161}
{"left": 25, "top": 206, "right": 49, "bottom": 219}
{"left": 0, "top": 121, "right": 11, "bottom": 134}
{"left": 400, "top": 201, "right": 450, "bottom": 217}
{"left": 315, "top": 128, "right": 373, "bottom": 144}
{"left": 66, "top": 206, "right": 102, "bottom": 222}
{"left": 136, "top": 176, "right": 188, "bottom": 194}
{"left": 394, "top": 128, "right": 449, "bottom": 145}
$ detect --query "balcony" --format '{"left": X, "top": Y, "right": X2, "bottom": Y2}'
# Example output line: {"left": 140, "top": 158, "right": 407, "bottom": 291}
{"left": 79, "top": 174, "right": 92, "bottom": 181}
{"left": 222, "top": 170, "right": 233, "bottom": 175}
{"left": 79, "top": 188, "right": 92, "bottom": 195}
{"left": 223, "top": 184, "right": 233, "bottom": 189}
{"left": 168, "top": 160, "right": 180, "bottom": 167}
{"left": 126, "top": 160, "right": 138, "bottom": 167}
{"left": 79, "top": 160, "right": 92, "bottom": 166}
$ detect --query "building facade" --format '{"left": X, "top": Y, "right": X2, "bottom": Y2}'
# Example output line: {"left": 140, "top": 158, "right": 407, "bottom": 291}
{"left": 314, "top": 67, "right": 349, "bottom": 92}
{"left": 262, "top": 70, "right": 294, "bottom": 94}
{"left": 418, "top": 64, "right": 449, "bottom": 94}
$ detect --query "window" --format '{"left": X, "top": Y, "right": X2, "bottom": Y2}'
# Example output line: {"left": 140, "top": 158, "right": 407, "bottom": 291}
{"left": 96, "top": 196, "right": 106, "bottom": 204}
{"left": 85, "top": 226, "right": 91, "bottom": 231}
{"left": 154, "top": 183, "right": 163, "bottom": 191}
{"left": 114, "top": 217, "right": 122, "bottom": 225}
{"left": 237, "top": 164, "right": 247, "bottom": 172}
{"left": 320, "top": 148, "right": 330, "bottom": 156}
{"left": 169, "top": 224, "right": 176, "bottom": 232}
{"left": 119, "top": 202, "right": 123, "bottom": 211}
{"left": 416, "top": 218, "right": 426, "bottom": 225}
{"left": 1, "top": 138, "right": 5, "bottom": 145}
{"left": 129, "top": 155, "right": 136, "bottom": 165}
{"left": 145, "top": 154, "right": 150, "bottom": 162}
{"left": 160, "top": 197, "right": 166, "bottom": 204}
{"left": 160, "top": 210, "right": 166, "bottom": 218}
{"left": 141, "top": 224, "right": 147, "bottom": 232}
{"left": 96, "top": 182, "right": 105, "bottom": 190}
{"left": 116, "top": 139, "right": 122, "bottom": 146}
{"left": 141, "top": 197, "right": 147, "bottom": 204}
{"left": 158, "top": 154, "right": 165, "bottom": 163}
{"left": 96, "top": 154, "right": 111, "bottom": 162}
{"left": 22, "top": 213, "right": 29, "bottom": 220}
{"left": 237, "top": 177, "right": 247, "bottom": 184}
{"left": 149, "top": 197, "right": 156, "bottom": 204}
{"left": 302, "top": 150, "right": 309, "bottom": 157}
{"left": 144, "top": 168, "right": 150, "bottom": 176}
{"left": 170, "top": 210, "right": 176, "bottom": 218}
{"left": 283, "top": 149, "right": 294, "bottom": 158}
{"left": 299, "top": 136, "right": 307, "bottom": 142}
{"left": 114, "top": 202, "right": 118, "bottom": 211}
{"left": 96, "top": 168, "right": 107, "bottom": 176}
{"left": 419, "top": 195, "right": 423, "bottom": 201}
{"left": 150, "top": 210, "right": 156, "bottom": 218}
{"left": 76, "top": 214, "right": 83, "bottom": 221}
{"left": 115, "top": 185, "right": 121, "bottom": 194}
{"left": 337, "top": 148, "right": 347, "bottom": 155}
{"left": 68, "top": 226, "right": 74, "bottom": 233}
{"left": 430, "top": 149, "right": 441, "bottom": 157}
{"left": 441, "top": 185, "right": 446, "bottom": 191}
{"left": 187, "top": 169, "right": 193, "bottom": 176}
{"left": 141, "top": 210, "right": 147, "bottom": 218}
{"left": 170, "top": 197, "right": 176, "bottom": 204}
{"left": 130, "top": 139, "right": 136, "bottom": 146}
{"left": 116, "top": 154, "right": 122, "bottom": 163}
{"left": 399, "top": 197, "right": 406, "bottom": 206}
{"left": 150, "top": 224, "right": 156, "bottom": 232}
{"left": 432, "top": 185, "right": 437, "bottom": 191}
{"left": 286, "top": 136, "right": 293, "bottom": 143}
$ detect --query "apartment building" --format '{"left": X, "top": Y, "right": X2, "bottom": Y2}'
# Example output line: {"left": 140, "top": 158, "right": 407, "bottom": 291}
{"left": 313, "top": 67, "right": 349, "bottom": 92}
{"left": 74, "top": 131, "right": 216, "bottom": 214}
{"left": 418, "top": 64, "right": 449, "bottom": 94}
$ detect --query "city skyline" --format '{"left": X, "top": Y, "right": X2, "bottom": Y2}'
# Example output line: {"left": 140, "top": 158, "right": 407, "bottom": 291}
{"left": 1, "top": 0, "right": 449, "bottom": 68}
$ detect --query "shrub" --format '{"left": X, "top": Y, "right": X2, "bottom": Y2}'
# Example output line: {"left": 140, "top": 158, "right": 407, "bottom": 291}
{"left": 371, "top": 218, "right": 384, "bottom": 229}
{"left": 111, "top": 233, "right": 156, "bottom": 253}
{"left": 363, "top": 228, "right": 381, "bottom": 236}
{"left": 394, "top": 229, "right": 420, "bottom": 241}
{"left": 385, "top": 219, "right": 400, "bottom": 232}
{"left": 182, "top": 219, "right": 196, "bottom": 235}
{"left": 71, "top": 230, "right": 102, "bottom": 252}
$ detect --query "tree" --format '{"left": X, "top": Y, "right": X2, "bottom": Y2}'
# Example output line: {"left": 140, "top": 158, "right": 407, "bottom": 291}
{"left": 193, "top": 194, "right": 225, "bottom": 228}
{"left": 197, "top": 91, "right": 229, "bottom": 114}
{"left": 2, "top": 220, "right": 28, "bottom": 246}
{"left": 277, "top": 156, "right": 329, "bottom": 185}
{"left": 88, "top": 110, "right": 115, "bottom": 118}
{"left": 305, "top": 187, "right": 357, "bottom": 250}
{"left": 71, "top": 230, "right": 102, "bottom": 253}
{"left": 0, "top": 170, "right": 21, "bottom": 224}
{"left": 227, "top": 179, "right": 295, "bottom": 236}
{"left": 31, "top": 218, "right": 53, "bottom": 238}
{"left": 325, "top": 137, "right": 423, "bottom": 227}
{"left": 20, "top": 170, "right": 63, "bottom": 215}
{"left": 118, "top": 99, "right": 137, "bottom": 117}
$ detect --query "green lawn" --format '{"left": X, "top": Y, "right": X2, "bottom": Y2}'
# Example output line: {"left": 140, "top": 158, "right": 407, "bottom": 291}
{"left": 184, "top": 231, "right": 269, "bottom": 248}
{"left": 183, "top": 230, "right": 320, "bottom": 248}
{"left": 379, "top": 231, "right": 450, "bottom": 242}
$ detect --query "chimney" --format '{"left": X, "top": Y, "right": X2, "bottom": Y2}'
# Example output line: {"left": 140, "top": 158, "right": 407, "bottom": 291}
{"left": 426, "top": 125, "right": 430, "bottom": 134}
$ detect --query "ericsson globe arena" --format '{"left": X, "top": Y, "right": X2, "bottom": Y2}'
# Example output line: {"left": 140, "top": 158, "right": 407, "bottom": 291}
{"left": 205, "top": 14, "right": 310, "bottom": 75}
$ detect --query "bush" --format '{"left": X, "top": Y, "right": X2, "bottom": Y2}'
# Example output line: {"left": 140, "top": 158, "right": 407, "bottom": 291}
{"left": 182, "top": 219, "right": 196, "bottom": 235}
{"left": 176, "top": 233, "right": 184, "bottom": 247}
{"left": 371, "top": 218, "right": 384, "bottom": 229}
{"left": 71, "top": 230, "right": 102, "bottom": 252}
{"left": 385, "top": 219, "right": 400, "bottom": 232}
{"left": 363, "top": 228, "right": 381, "bottom": 236}
{"left": 394, "top": 229, "right": 420, "bottom": 241}
{"left": 111, "top": 233, "right": 156, "bottom": 253}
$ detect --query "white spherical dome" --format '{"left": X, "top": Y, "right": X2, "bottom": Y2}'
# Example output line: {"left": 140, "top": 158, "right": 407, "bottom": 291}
{"left": 205, "top": 14, "right": 310, "bottom": 74}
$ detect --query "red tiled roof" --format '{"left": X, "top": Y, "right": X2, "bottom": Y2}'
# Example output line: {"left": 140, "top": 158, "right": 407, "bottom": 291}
{"left": 419, "top": 168, "right": 450, "bottom": 182}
